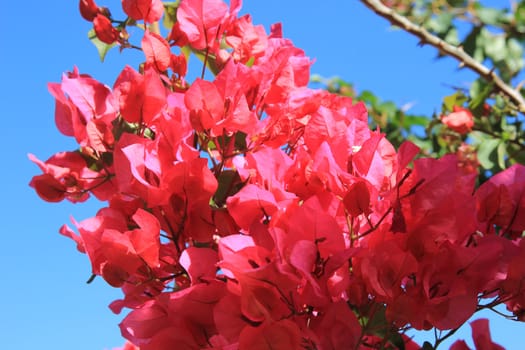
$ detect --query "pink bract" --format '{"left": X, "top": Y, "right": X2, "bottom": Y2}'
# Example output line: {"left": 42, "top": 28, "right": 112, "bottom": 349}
{"left": 29, "top": 0, "right": 525, "bottom": 348}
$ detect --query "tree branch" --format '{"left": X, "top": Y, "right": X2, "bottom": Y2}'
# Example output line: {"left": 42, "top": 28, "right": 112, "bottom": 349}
{"left": 359, "top": 0, "right": 525, "bottom": 113}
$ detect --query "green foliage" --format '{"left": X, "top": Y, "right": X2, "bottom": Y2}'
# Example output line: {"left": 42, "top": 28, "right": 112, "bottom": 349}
{"left": 88, "top": 28, "right": 116, "bottom": 62}
{"left": 162, "top": 1, "right": 181, "bottom": 30}
{"left": 318, "top": 0, "right": 525, "bottom": 185}
{"left": 394, "top": 0, "right": 525, "bottom": 82}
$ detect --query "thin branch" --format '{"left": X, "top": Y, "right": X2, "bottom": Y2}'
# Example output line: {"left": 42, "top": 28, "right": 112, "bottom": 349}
{"left": 434, "top": 326, "right": 460, "bottom": 349}
{"left": 359, "top": 0, "right": 525, "bottom": 113}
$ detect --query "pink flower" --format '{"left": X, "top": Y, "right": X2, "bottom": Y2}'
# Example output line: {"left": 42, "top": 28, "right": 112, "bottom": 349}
{"left": 457, "top": 143, "right": 479, "bottom": 175}
{"left": 441, "top": 106, "right": 474, "bottom": 134}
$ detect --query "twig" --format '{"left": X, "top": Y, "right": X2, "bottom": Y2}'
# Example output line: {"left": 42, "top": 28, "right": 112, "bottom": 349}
{"left": 434, "top": 326, "right": 460, "bottom": 349}
{"left": 359, "top": 0, "right": 525, "bottom": 113}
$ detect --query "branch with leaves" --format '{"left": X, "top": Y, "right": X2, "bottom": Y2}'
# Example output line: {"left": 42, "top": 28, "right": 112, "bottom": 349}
{"left": 359, "top": 0, "right": 525, "bottom": 113}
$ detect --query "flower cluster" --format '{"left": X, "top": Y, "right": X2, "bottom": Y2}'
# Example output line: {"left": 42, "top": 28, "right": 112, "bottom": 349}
{"left": 31, "top": 0, "right": 524, "bottom": 348}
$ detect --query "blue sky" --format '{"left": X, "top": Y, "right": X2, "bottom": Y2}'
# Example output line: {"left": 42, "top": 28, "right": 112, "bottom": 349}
{"left": 1, "top": 1, "right": 522, "bottom": 349}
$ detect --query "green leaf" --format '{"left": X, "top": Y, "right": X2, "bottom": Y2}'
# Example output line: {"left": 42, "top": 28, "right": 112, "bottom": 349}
{"left": 213, "top": 170, "right": 242, "bottom": 207}
{"left": 162, "top": 1, "right": 180, "bottom": 30}
{"left": 497, "top": 141, "right": 507, "bottom": 169}
{"left": 235, "top": 131, "right": 247, "bottom": 151}
{"left": 444, "top": 27, "right": 460, "bottom": 46}
{"left": 362, "top": 304, "right": 405, "bottom": 350}
{"left": 207, "top": 140, "right": 217, "bottom": 150}
{"left": 404, "top": 115, "right": 429, "bottom": 127}
{"left": 515, "top": 2, "right": 525, "bottom": 32}
{"left": 471, "top": 28, "right": 489, "bottom": 63}
{"left": 443, "top": 93, "right": 456, "bottom": 111}
{"left": 358, "top": 90, "right": 379, "bottom": 106}
{"left": 143, "top": 127, "right": 155, "bottom": 140}
{"left": 462, "top": 26, "right": 482, "bottom": 59}
{"left": 190, "top": 47, "right": 221, "bottom": 76}
{"left": 501, "top": 118, "right": 517, "bottom": 141}
{"left": 364, "top": 304, "right": 387, "bottom": 331}
{"left": 447, "top": 0, "right": 468, "bottom": 7}
{"left": 422, "top": 341, "right": 434, "bottom": 350}
{"left": 378, "top": 101, "right": 397, "bottom": 118}
{"left": 443, "top": 91, "right": 467, "bottom": 111}
{"left": 476, "top": 6, "right": 505, "bottom": 26}
{"left": 410, "top": 137, "right": 433, "bottom": 153}
{"left": 427, "top": 12, "right": 453, "bottom": 34}
{"left": 483, "top": 34, "right": 507, "bottom": 62}
{"left": 507, "top": 142, "right": 525, "bottom": 164}
{"left": 389, "top": 332, "right": 406, "bottom": 350}
{"left": 469, "top": 79, "right": 492, "bottom": 112}
{"left": 310, "top": 74, "right": 323, "bottom": 84}
{"left": 506, "top": 39, "right": 525, "bottom": 75}
{"left": 245, "top": 56, "right": 255, "bottom": 68}
{"left": 477, "top": 138, "right": 500, "bottom": 169}
{"left": 88, "top": 28, "right": 116, "bottom": 62}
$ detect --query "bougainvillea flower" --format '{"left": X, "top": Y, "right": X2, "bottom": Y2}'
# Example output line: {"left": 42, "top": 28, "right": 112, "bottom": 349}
{"left": 113, "top": 66, "right": 145, "bottom": 123}
{"left": 226, "top": 184, "right": 278, "bottom": 229}
{"left": 471, "top": 319, "right": 505, "bottom": 350}
{"left": 29, "top": 151, "right": 114, "bottom": 202}
{"left": 441, "top": 106, "right": 474, "bottom": 134}
{"left": 93, "top": 14, "right": 119, "bottom": 44}
{"left": 475, "top": 164, "right": 525, "bottom": 235}
{"left": 62, "top": 208, "right": 161, "bottom": 287}
{"left": 501, "top": 238, "right": 525, "bottom": 319}
{"left": 122, "top": 0, "right": 164, "bottom": 23}
{"left": 310, "top": 301, "right": 362, "bottom": 350}
{"left": 185, "top": 78, "right": 224, "bottom": 131}
{"left": 120, "top": 282, "right": 226, "bottom": 347}
{"left": 450, "top": 340, "right": 471, "bottom": 350}
{"left": 30, "top": 0, "right": 525, "bottom": 348}
{"left": 79, "top": 0, "right": 100, "bottom": 21}
{"left": 114, "top": 65, "right": 166, "bottom": 124}
{"left": 457, "top": 143, "right": 480, "bottom": 175}
{"left": 176, "top": 0, "right": 229, "bottom": 50}
{"left": 112, "top": 341, "right": 139, "bottom": 350}
{"left": 238, "top": 320, "right": 301, "bottom": 350}
{"left": 141, "top": 30, "right": 171, "bottom": 72}
{"left": 113, "top": 134, "right": 169, "bottom": 206}
{"left": 179, "top": 247, "right": 218, "bottom": 284}
{"left": 225, "top": 14, "right": 268, "bottom": 64}
{"left": 48, "top": 68, "right": 118, "bottom": 151}
{"left": 30, "top": 173, "right": 68, "bottom": 202}
{"left": 343, "top": 180, "right": 372, "bottom": 217}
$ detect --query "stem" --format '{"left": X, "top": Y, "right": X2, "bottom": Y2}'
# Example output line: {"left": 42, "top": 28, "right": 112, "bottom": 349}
{"left": 76, "top": 174, "right": 114, "bottom": 194}
{"left": 346, "top": 210, "right": 356, "bottom": 246}
{"left": 201, "top": 30, "right": 210, "bottom": 79}
{"left": 487, "top": 306, "right": 516, "bottom": 319}
{"left": 148, "top": 21, "right": 160, "bottom": 35}
{"left": 127, "top": 44, "right": 143, "bottom": 51}
{"left": 359, "top": 207, "right": 393, "bottom": 238}
{"left": 434, "top": 326, "right": 460, "bottom": 349}
{"left": 201, "top": 47, "right": 209, "bottom": 79}
{"left": 359, "top": 0, "right": 525, "bottom": 113}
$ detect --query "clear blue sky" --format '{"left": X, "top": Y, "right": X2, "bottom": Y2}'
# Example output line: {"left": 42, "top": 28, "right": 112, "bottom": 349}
{"left": 1, "top": 1, "right": 522, "bottom": 349}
